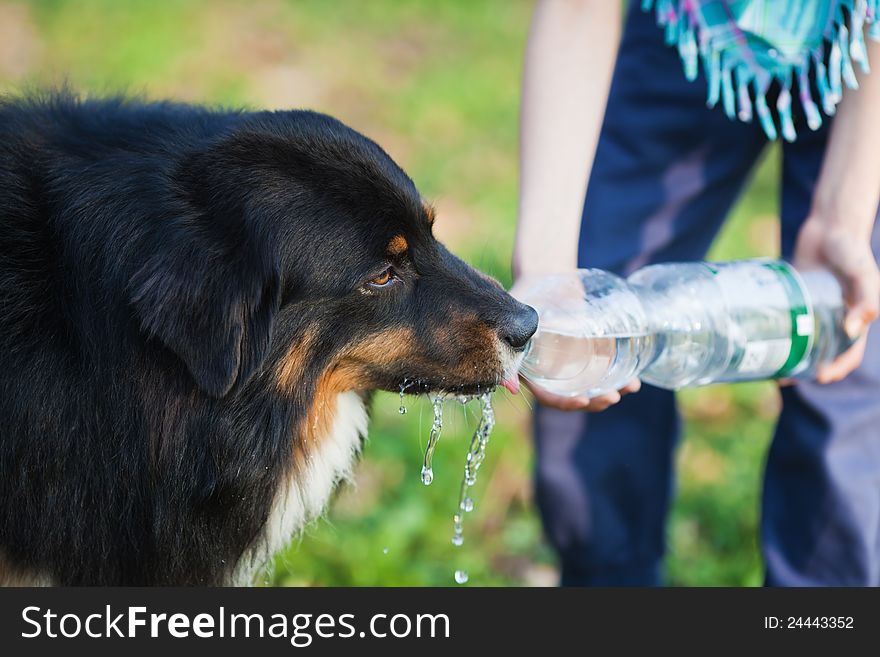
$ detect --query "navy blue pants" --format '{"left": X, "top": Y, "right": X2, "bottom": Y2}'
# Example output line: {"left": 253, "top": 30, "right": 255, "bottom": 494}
{"left": 534, "top": 6, "right": 880, "bottom": 586}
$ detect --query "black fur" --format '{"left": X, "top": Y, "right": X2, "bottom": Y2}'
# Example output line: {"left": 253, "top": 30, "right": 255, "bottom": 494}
{"left": 0, "top": 92, "right": 537, "bottom": 585}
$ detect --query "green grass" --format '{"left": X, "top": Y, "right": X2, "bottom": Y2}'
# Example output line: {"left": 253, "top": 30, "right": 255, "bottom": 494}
{"left": 2, "top": 0, "right": 788, "bottom": 586}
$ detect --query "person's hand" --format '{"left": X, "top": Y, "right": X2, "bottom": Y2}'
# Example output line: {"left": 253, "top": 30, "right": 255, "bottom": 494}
{"left": 510, "top": 266, "right": 642, "bottom": 412}
{"left": 523, "top": 377, "right": 641, "bottom": 412}
{"left": 793, "top": 217, "right": 880, "bottom": 383}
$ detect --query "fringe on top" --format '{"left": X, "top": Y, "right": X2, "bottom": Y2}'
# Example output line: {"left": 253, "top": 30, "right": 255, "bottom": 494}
{"left": 642, "top": 0, "right": 880, "bottom": 140}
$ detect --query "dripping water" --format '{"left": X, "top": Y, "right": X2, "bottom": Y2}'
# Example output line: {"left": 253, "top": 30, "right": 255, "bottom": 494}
{"left": 398, "top": 378, "right": 416, "bottom": 414}
{"left": 420, "top": 395, "right": 444, "bottom": 485}
{"left": 409, "top": 387, "right": 497, "bottom": 584}
{"left": 451, "top": 392, "right": 494, "bottom": 548}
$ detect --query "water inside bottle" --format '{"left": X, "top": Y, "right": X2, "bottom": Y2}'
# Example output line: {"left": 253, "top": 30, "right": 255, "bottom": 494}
{"left": 520, "top": 328, "right": 650, "bottom": 397}
{"left": 517, "top": 261, "right": 853, "bottom": 397}
{"left": 638, "top": 329, "right": 723, "bottom": 389}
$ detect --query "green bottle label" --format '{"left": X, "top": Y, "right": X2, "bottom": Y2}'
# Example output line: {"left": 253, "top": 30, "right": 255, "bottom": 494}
{"left": 763, "top": 262, "right": 812, "bottom": 378}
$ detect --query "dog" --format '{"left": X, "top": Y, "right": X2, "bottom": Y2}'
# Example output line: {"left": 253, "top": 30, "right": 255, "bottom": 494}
{"left": 0, "top": 93, "right": 538, "bottom": 586}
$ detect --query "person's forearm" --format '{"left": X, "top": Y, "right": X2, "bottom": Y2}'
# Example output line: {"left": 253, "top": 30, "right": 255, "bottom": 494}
{"left": 513, "top": 0, "right": 622, "bottom": 278}
{"left": 810, "top": 39, "right": 880, "bottom": 238}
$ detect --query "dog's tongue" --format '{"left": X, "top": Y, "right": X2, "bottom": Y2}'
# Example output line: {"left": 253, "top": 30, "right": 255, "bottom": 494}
{"left": 500, "top": 376, "right": 520, "bottom": 395}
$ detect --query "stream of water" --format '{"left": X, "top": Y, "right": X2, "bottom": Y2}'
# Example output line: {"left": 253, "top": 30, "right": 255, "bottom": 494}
{"left": 401, "top": 389, "right": 497, "bottom": 584}
{"left": 396, "top": 383, "right": 500, "bottom": 583}
{"left": 451, "top": 392, "right": 494, "bottom": 549}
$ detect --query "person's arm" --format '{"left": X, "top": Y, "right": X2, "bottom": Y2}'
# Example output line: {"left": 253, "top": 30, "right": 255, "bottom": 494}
{"left": 512, "top": 0, "right": 635, "bottom": 411}
{"left": 513, "top": 0, "right": 621, "bottom": 279}
{"left": 794, "top": 39, "right": 880, "bottom": 383}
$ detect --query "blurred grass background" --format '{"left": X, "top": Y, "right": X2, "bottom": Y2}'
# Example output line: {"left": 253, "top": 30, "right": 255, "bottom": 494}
{"left": 1, "top": 0, "right": 784, "bottom": 586}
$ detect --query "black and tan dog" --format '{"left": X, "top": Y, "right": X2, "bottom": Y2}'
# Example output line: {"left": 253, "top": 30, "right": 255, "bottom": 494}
{"left": 0, "top": 93, "right": 537, "bottom": 586}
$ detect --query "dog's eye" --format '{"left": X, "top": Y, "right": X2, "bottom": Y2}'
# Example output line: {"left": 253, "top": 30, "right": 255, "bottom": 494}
{"left": 368, "top": 267, "right": 395, "bottom": 288}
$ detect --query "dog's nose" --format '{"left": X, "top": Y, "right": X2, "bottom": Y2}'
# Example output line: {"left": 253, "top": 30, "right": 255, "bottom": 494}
{"left": 500, "top": 302, "right": 539, "bottom": 351}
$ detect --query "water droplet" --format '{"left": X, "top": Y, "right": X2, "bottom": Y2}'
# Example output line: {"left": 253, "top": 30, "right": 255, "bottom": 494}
{"left": 420, "top": 396, "right": 444, "bottom": 485}
{"left": 382, "top": 547, "right": 389, "bottom": 555}
{"left": 460, "top": 497, "right": 474, "bottom": 513}
{"left": 454, "top": 570, "right": 469, "bottom": 584}
{"left": 451, "top": 534, "right": 463, "bottom": 547}
{"left": 399, "top": 379, "right": 414, "bottom": 414}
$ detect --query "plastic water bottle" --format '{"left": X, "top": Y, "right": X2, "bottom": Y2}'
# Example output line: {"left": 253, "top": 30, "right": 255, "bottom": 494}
{"left": 515, "top": 259, "right": 854, "bottom": 397}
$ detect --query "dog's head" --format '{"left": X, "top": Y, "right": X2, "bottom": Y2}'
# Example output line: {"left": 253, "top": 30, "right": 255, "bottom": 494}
{"left": 129, "top": 110, "right": 537, "bottom": 401}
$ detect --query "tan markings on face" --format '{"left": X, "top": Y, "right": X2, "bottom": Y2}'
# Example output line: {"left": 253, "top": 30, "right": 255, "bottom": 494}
{"left": 294, "top": 368, "right": 354, "bottom": 455}
{"left": 434, "top": 308, "right": 501, "bottom": 364}
{"left": 386, "top": 234, "right": 408, "bottom": 257}
{"left": 276, "top": 328, "right": 414, "bottom": 410}
{"left": 276, "top": 328, "right": 317, "bottom": 393}
{"left": 279, "top": 321, "right": 500, "bottom": 466}
{"left": 280, "top": 327, "right": 422, "bottom": 455}
{"left": 342, "top": 326, "right": 420, "bottom": 370}
{"left": 423, "top": 201, "right": 436, "bottom": 226}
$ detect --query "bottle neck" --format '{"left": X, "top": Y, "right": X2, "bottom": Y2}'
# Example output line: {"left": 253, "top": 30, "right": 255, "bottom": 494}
{"left": 637, "top": 332, "right": 663, "bottom": 375}
{"left": 630, "top": 286, "right": 664, "bottom": 375}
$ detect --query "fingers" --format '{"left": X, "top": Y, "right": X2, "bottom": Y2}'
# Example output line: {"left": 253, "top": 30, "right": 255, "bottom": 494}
{"left": 584, "top": 391, "right": 622, "bottom": 412}
{"left": 620, "top": 378, "right": 642, "bottom": 395}
{"left": 829, "top": 255, "right": 877, "bottom": 379}
{"left": 527, "top": 384, "right": 609, "bottom": 411}
{"left": 793, "top": 224, "right": 878, "bottom": 383}
{"left": 794, "top": 220, "right": 879, "bottom": 335}
{"left": 816, "top": 334, "right": 868, "bottom": 383}
{"left": 843, "top": 264, "right": 880, "bottom": 339}
{"left": 813, "top": 233, "right": 880, "bottom": 338}
{"left": 523, "top": 378, "right": 639, "bottom": 412}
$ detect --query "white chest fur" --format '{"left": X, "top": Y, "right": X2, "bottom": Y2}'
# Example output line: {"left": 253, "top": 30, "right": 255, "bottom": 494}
{"left": 238, "top": 390, "right": 368, "bottom": 583}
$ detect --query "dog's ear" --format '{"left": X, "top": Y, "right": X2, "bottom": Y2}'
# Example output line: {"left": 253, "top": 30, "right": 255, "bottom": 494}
{"left": 129, "top": 244, "right": 280, "bottom": 398}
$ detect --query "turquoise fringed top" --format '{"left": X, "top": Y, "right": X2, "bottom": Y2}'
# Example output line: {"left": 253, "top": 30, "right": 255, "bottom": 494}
{"left": 642, "top": 0, "right": 880, "bottom": 140}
